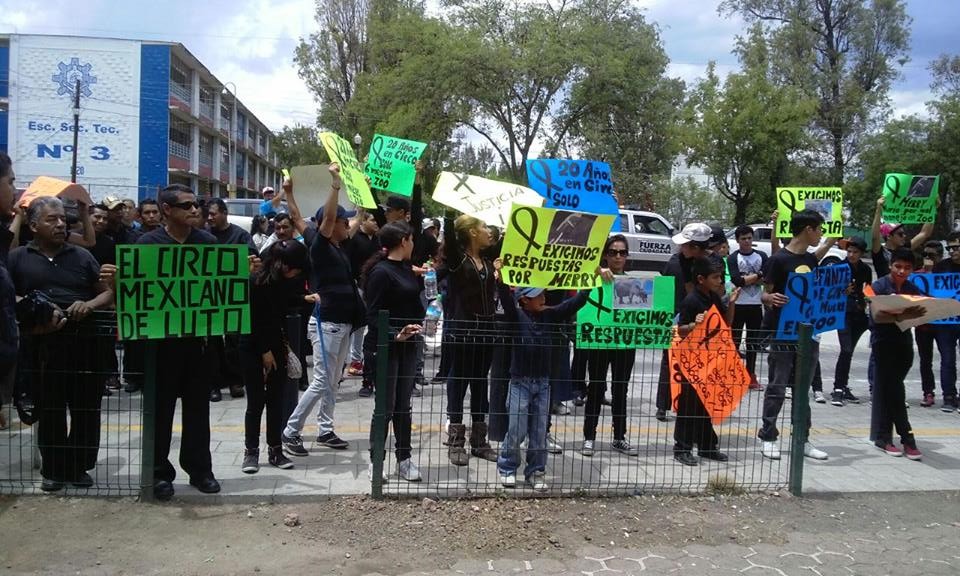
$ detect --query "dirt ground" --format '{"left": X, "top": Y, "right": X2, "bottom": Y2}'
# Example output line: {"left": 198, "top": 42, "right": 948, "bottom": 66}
{"left": 1, "top": 491, "right": 958, "bottom": 575}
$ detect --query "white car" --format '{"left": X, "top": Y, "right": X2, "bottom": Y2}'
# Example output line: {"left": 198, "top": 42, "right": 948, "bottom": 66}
{"left": 726, "top": 223, "right": 847, "bottom": 266}
{"left": 615, "top": 209, "right": 678, "bottom": 272}
{"left": 223, "top": 198, "right": 288, "bottom": 234}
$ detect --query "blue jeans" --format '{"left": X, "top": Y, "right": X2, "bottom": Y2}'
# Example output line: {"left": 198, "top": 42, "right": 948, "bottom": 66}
{"left": 933, "top": 325, "right": 960, "bottom": 399}
{"left": 497, "top": 377, "right": 549, "bottom": 480}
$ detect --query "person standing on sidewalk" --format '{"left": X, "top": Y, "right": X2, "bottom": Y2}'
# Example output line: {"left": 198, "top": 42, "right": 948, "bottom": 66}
{"left": 727, "top": 225, "right": 766, "bottom": 390}
{"left": 282, "top": 164, "right": 365, "bottom": 456}
{"left": 932, "top": 232, "right": 960, "bottom": 412}
{"left": 830, "top": 237, "right": 871, "bottom": 406}
{"left": 869, "top": 248, "right": 925, "bottom": 460}
{"left": 345, "top": 212, "right": 379, "bottom": 384}
{"left": 916, "top": 241, "right": 944, "bottom": 407}
{"left": 758, "top": 209, "right": 836, "bottom": 462}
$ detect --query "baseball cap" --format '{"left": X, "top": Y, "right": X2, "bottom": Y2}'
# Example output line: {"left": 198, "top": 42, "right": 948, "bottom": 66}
{"left": 846, "top": 237, "right": 868, "bottom": 252}
{"left": 262, "top": 186, "right": 275, "bottom": 197}
{"left": 315, "top": 204, "right": 357, "bottom": 222}
{"left": 421, "top": 217, "right": 437, "bottom": 232}
{"left": 880, "top": 222, "right": 903, "bottom": 238}
{"left": 671, "top": 223, "right": 712, "bottom": 245}
{"left": 103, "top": 195, "right": 125, "bottom": 210}
{"left": 380, "top": 195, "right": 411, "bottom": 213}
{"left": 515, "top": 287, "right": 545, "bottom": 300}
{"left": 707, "top": 225, "right": 726, "bottom": 247}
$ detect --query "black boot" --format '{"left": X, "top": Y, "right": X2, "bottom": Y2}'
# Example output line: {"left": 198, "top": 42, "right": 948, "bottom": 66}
{"left": 469, "top": 422, "right": 498, "bottom": 462}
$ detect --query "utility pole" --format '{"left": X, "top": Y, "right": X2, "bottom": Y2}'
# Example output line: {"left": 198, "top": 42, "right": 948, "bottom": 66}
{"left": 70, "top": 79, "right": 80, "bottom": 183}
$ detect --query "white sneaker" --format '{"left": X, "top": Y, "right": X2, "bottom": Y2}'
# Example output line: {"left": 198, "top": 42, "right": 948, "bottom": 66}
{"left": 581, "top": 439, "right": 595, "bottom": 456}
{"left": 526, "top": 471, "right": 548, "bottom": 492}
{"left": 499, "top": 472, "right": 516, "bottom": 488}
{"left": 785, "top": 388, "right": 793, "bottom": 399}
{"left": 803, "top": 442, "right": 828, "bottom": 460}
{"left": 398, "top": 458, "right": 421, "bottom": 482}
{"left": 814, "top": 391, "right": 826, "bottom": 403}
{"left": 367, "top": 463, "right": 389, "bottom": 482}
{"left": 546, "top": 434, "right": 563, "bottom": 454}
{"left": 761, "top": 441, "right": 781, "bottom": 460}
{"left": 553, "top": 402, "right": 571, "bottom": 415}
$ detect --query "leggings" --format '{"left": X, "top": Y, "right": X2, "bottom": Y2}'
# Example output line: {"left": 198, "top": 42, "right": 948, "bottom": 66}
{"left": 583, "top": 349, "right": 634, "bottom": 441}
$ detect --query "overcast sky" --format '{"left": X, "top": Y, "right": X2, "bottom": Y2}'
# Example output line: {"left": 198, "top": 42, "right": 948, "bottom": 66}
{"left": 1, "top": 0, "right": 955, "bottom": 131}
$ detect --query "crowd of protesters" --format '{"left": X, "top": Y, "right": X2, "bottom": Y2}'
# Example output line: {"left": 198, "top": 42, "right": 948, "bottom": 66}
{"left": 1, "top": 151, "right": 958, "bottom": 497}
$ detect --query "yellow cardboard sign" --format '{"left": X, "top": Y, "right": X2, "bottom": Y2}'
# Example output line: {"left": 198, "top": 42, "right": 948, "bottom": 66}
{"left": 319, "top": 132, "right": 377, "bottom": 209}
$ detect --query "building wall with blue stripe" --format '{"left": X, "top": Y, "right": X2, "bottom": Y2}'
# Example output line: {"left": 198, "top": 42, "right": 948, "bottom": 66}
{"left": 137, "top": 44, "right": 169, "bottom": 200}
{"left": 0, "top": 45, "right": 9, "bottom": 153}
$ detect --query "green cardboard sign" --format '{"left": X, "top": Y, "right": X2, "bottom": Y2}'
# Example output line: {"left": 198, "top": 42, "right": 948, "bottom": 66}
{"left": 882, "top": 173, "right": 940, "bottom": 224}
{"left": 576, "top": 276, "right": 675, "bottom": 349}
{"left": 364, "top": 134, "right": 427, "bottom": 197}
{"left": 115, "top": 244, "right": 251, "bottom": 340}
{"left": 775, "top": 187, "right": 844, "bottom": 237}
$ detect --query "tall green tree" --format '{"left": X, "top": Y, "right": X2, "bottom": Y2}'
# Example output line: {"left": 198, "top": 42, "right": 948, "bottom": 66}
{"left": 684, "top": 29, "right": 816, "bottom": 224}
{"left": 272, "top": 124, "right": 329, "bottom": 169}
{"left": 720, "top": 0, "right": 912, "bottom": 183}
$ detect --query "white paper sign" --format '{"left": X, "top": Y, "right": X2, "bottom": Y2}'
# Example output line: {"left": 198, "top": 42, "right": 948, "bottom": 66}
{"left": 869, "top": 294, "right": 960, "bottom": 330}
{"left": 432, "top": 172, "right": 543, "bottom": 228}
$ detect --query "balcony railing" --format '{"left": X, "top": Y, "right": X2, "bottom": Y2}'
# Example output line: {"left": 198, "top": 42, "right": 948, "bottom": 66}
{"left": 169, "top": 81, "right": 191, "bottom": 104}
{"left": 168, "top": 140, "right": 190, "bottom": 160}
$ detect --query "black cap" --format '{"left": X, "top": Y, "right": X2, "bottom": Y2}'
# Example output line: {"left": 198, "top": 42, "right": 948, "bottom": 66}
{"left": 707, "top": 225, "right": 726, "bottom": 247}
{"left": 380, "top": 195, "right": 411, "bottom": 213}
{"left": 847, "top": 236, "right": 867, "bottom": 252}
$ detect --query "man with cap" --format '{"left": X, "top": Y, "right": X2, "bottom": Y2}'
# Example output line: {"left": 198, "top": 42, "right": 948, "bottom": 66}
{"left": 282, "top": 163, "right": 366, "bottom": 456}
{"left": 414, "top": 217, "right": 441, "bottom": 267}
{"left": 259, "top": 186, "right": 282, "bottom": 217}
{"left": 654, "top": 222, "right": 712, "bottom": 421}
{"left": 102, "top": 195, "right": 141, "bottom": 245}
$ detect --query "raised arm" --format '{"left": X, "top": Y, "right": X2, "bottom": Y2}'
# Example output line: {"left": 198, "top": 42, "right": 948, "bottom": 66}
{"left": 68, "top": 201, "right": 96, "bottom": 248}
{"left": 281, "top": 176, "right": 310, "bottom": 236}
{"left": 871, "top": 197, "right": 884, "bottom": 253}
{"left": 814, "top": 236, "right": 838, "bottom": 261}
{"left": 318, "top": 164, "right": 343, "bottom": 239}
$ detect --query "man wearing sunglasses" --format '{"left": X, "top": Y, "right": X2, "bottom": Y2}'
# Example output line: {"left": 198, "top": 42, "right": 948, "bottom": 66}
{"left": 136, "top": 184, "right": 222, "bottom": 501}
{"left": 931, "top": 232, "right": 960, "bottom": 412}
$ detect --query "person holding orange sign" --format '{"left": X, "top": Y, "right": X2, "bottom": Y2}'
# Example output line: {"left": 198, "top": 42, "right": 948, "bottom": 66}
{"left": 672, "top": 256, "right": 740, "bottom": 466}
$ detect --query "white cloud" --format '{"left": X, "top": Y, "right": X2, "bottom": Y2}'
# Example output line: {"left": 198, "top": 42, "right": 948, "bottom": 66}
{"left": 889, "top": 89, "right": 931, "bottom": 119}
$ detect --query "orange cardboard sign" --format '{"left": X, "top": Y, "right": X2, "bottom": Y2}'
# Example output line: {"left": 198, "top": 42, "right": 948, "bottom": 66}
{"left": 669, "top": 305, "right": 751, "bottom": 424}
{"left": 18, "top": 176, "right": 93, "bottom": 208}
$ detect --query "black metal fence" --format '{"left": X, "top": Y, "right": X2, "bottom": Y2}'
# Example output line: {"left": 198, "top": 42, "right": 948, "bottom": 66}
{"left": 371, "top": 312, "right": 813, "bottom": 498}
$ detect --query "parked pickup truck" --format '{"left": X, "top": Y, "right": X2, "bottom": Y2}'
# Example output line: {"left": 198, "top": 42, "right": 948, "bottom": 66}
{"left": 614, "top": 209, "right": 678, "bottom": 272}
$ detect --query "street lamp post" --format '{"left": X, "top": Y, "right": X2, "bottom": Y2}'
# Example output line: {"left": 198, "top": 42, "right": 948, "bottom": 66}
{"left": 222, "top": 82, "right": 237, "bottom": 197}
{"left": 353, "top": 133, "right": 363, "bottom": 159}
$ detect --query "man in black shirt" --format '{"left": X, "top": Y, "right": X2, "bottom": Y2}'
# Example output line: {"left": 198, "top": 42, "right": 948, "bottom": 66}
{"left": 829, "top": 237, "right": 871, "bottom": 406}
{"left": 102, "top": 195, "right": 141, "bottom": 245}
{"left": 0, "top": 152, "right": 19, "bottom": 431}
{"left": 931, "top": 232, "right": 960, "bottom": 412}
{"left": 206, "top": 197, "right": 256, "bottom": 401}
{"left": 136, "top": 184, "right": 222, "bottom": 500}
{"left": 138, "top": 198, "right": 162, "bottom": 233}
{"left": 9, "top": 196, "right": 114, "bottom": 491}
{"left": 758, "top": 209, "right": 832, "bottom": 462}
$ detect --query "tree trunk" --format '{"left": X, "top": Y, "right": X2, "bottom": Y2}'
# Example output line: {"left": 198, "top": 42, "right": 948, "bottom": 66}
{"left": 734, "top": 198, "right": 747, "bottom": 226}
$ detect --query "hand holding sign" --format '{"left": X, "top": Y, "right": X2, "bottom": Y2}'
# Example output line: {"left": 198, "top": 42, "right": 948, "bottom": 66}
{"left": 364, "top": 134, "right": 427, "bottom": 197}
{"left": 525, "top": 159, "right": 620, "bottom": 232}
{"left": 432, "top": 172, "right": 544, "bottom": 228}
{"left": 776, "top": 266, "right": 850, "bottom": 340}
{"left": 576, "top": 275, "right": 675, "bottom": 349}
{"left": 319, "top": 132, "right": 377, "bottom": 209}
{"left": 775, "top": 187, "right": 844, "bottom": 237}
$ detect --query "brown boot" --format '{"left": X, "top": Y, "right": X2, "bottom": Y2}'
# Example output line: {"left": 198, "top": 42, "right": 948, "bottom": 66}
{"left": 469, "top": 421, "right": 498, "bottom": 462}
{"left": 448, "top": 424, "right": 469, "bottom": 466}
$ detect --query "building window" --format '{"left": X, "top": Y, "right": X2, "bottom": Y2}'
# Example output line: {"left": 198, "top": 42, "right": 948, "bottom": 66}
{"left": 248, "top": 125, "right": 256, "bottom": 147}
{"left": 169, "top": 57, "right": 192, "bottom": 103}
{"left": 220, "top": 102, "right": 231, "bottom": 127}
{"left": 199, "top": 84, "right": 215, "bottom": 120}
{"left": 236, "top": 153, "right": 245, "bottom": 180}
{"left": 258, "top": 132, "right": 267, "bottom": 155}
{"left": 247, "top": 159, "right": 256, "bottom": 185}
{"left": 168, "top": 121, "right": 191, "bottom": 160}
{"left": 220, "top": 142, "right": 230, "bottom": 170}
{"left": 199, "top": 133, "right": 214, "bottom": 166}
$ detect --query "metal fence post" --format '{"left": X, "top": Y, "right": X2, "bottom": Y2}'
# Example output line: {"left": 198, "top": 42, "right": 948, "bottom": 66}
{"left": 371, "top": 310, "right": 389, "bottom": 499}
{"left": 139, "top": 340, "right": 157, "bottom": 502}
{"left": 789, "top": 323, "right": 814, "bottom": 497}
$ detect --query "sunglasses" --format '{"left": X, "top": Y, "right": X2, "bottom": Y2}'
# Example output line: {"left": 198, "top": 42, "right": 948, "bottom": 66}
{"left": 923, "top": 252, "right": 940, "bottom": 259}
{"left": 168, "top": 200, "right": 200, "bottom": 210}
{"left": 606, "top": 249, "right": 629, "bottom": 257}
{"left": 947, "top": 244, "right": 960, "bottom": 252}
{"left": 892, "top": 230, "right": 906, "bottom": 237}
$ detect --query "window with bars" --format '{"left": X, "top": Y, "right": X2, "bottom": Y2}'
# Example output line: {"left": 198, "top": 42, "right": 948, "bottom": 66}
{"left": 220, "top": 142, "right": 230, "bottom": 170}
{"left": 169, "top": 57, "right": 192, "bottom": 103}
{"left": 199, "top": 134, "right": 214, "bottom": 166}
{"left": 199, "top": 85, "right": 215, "bottom": 119}
{"left": 168, "top": 122, "right": 191, "bottom": 159}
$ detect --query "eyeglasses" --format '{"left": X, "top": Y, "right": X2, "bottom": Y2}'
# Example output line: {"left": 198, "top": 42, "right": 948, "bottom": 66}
{"left": 947, "top": 244, "right": 960, "bottom": 252}
{"left": 606, "top": 249, "right": 629, "bottom": 257}
{"left": 168, "top": 200, "right": 199, "bottom": 210}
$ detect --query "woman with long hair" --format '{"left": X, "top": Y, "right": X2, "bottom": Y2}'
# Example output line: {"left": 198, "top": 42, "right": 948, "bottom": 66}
{"left": 441, "top": 214, "right": 498, "bottom": 465}
{"left": 363, "top": 221, "right": 426, "bottom": 481}
{"left": 250, "top": 214, "right": 270, "bottom": 252}
{"left": 581, "top": 234, "right": 639, "bottom": 457}
{"left": 241, "top": 240, "right": 318, "bottom": 473}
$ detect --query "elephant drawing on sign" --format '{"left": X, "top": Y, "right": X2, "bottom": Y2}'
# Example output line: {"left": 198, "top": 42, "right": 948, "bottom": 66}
{"left": 615, "top": 279, "right": 648, "bottom": 306}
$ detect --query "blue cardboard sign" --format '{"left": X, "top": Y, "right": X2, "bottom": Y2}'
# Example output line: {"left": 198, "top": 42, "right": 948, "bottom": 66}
{"left": 776, "top": 265, "right": 850, "bottom": 340}
{"left": 525, "top": 159, "right": 620, "bottom": 232}
{"left": 908, "top": 273, "right": 960, "bottom": 324}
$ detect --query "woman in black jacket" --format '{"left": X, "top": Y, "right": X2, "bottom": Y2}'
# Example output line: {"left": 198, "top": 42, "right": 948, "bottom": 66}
{"left": 363, "top": 222, "right": 426, "bottom": 482}
{"left": 242, "top": 240, "right": 317, "bottom": 474}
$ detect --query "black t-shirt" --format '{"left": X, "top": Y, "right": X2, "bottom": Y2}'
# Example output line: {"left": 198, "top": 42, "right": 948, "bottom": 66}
{"left": 364, "top": 258, "right": 425, "bottom": 340}
{"left": 662, "top": 252, "right": 694, "bottom": 314}
{"left": 932, "top": 259, "right": 960, "bottom": 273}
{"left": 107, "top": 224, "right": 141, "bottom": 246}
{"left": 311, "top": 233, "right": 364, "bottom": 327}
{"left": 413, "top": 233, "right": 439, "bottom": 267}
{"left": 8, "top": 243, "right": 101, "bottom": 308}
{"left": 211, "top": 223, "right": 257, "bottom": 254}
{"left": 870, "top": 275, "right": 921, "bottom": 345}
{"left": 872, "top": 246, "right": 891, "bottom": 278}
{"left": 761, "top": 248, "right": 818, "bottom": 330}
{"left": 678, "top": 287, "right": 727, "bottom": 325}
{"left": 136, "top": 226, "right": 217, "bottom": 246}
{"left": 845, "top": 259, "right": 873, "bottom": 314}
{"left": 344, "top": 231, "right": 378, "bottom": 282}
{"left": 90, "top": 233, "right": 117, "bottom": 266}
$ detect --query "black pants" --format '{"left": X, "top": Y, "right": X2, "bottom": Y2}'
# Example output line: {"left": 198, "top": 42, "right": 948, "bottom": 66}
{"left": 872, "top": 338, "right": 915, "bottom": 446}
{"left": 446, "top": 337, "right": 493, "bottom": 424}
{"left": 154, "top": 338, "right": 213, "bottom": 483}
{"left": 33, "top": 327, "right": 102, "bottom": 481}
{"left": 673, "top": 381, "right": 719, "bottom": 453}
{"left": 731, "top": 305, "right": 763, "bottom": 376}
{"left": 570, "top": 348, "right": 588, "bottom": 399}
{"left": 242, "top": 339, "right": 285, "bottom": 450}
{"left": 209, "top": 335, "right": 243, "bottom": 391}
{"left": 656, "top": 350, "right": 672, "bottom": 411}
{"left": 369, "top": 338, "right": 418, "bottom": 461}
{"left": 915, "top": 327, "right": 937, "bottom": 395}
{"left": 583, "top": 349, "right": 633, "bottom": 441}
{"left": 122, "top": 340, "right": 145, "bottom": 385}
{"left": 834, "top": 312, "right": 868, "bottom": 390}
{"left": 488, "top": 341, "right": 512, "bottom": 442}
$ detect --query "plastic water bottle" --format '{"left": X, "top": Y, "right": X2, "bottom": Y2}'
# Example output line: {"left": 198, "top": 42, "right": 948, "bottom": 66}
{"left": 424, "top": 297, "right": 442, "bottom": 337}
{"left": 424, "top": 268, "right": 438, "bottom": 300}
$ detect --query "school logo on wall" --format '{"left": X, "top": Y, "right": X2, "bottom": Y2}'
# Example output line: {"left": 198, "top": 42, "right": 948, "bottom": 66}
{"left": 51, "top": 57, "right": 98, "bottom": 97}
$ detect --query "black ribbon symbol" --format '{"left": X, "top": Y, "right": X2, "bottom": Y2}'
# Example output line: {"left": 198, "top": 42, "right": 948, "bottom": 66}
{"left": 528, "top": 160, "right": 563, "bottom": 193}
{"left": 778, "top": 189, "right": 799, "bottom": 214}
{"left": 699, "top": 312, "right": 724, "bottom": 348}
{"left": 510, "top": 206, "right": 543, "bottom": 257}
{"left": 586, "top": 285, "right": 612, "bottom": 321}
{"left": 369, "top": 135, "right": 386, "bottom": 166}
{"left": 912, "top": 275, "right": 930, "bottom": 296}
{"left": 453, "top": 172, "right": 475, "bottom": 196}
{"left": 786, "top": 275, "right": 811, "bottom": 317}
{"left": 884, "top": 174, "right": 901, "bottom": 200}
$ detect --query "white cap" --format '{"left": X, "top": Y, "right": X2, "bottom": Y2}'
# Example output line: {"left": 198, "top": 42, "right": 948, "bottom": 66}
{"left": 421, "top": 218, "right": 437, "bottom": 232}
{"left": 671, "top": 222, "right": 712, "bottom": 245}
